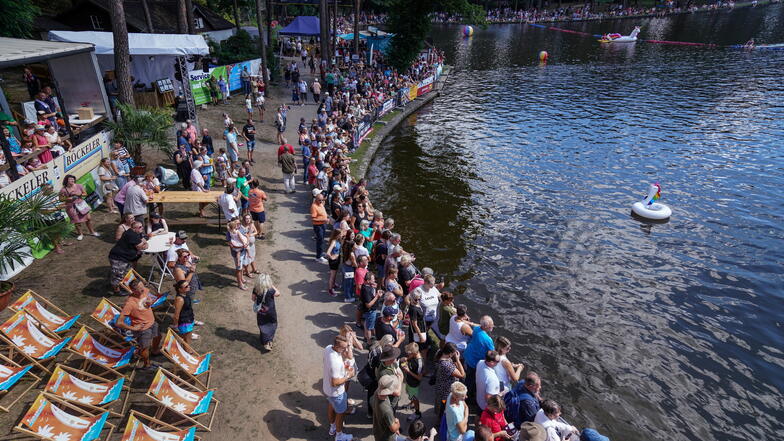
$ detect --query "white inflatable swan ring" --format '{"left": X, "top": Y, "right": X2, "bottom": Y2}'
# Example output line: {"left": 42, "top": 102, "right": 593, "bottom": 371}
{"left": 632, "top": 183, "right": 671, "bottom": 220}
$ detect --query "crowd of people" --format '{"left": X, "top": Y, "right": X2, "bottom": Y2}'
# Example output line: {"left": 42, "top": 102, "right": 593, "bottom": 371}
{"left": 431, "top": 0, "right": 769, "bottom": 24}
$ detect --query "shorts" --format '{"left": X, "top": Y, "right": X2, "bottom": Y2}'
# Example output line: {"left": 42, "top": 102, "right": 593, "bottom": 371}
{"left": 132, "top": 322, "right": 160, "bottom": 349}
{"left": 246, "top": 140, "right": 256, "bottom": 151}
{"left": 240, "top": 198, "right": 249, "bottom": 211}
{"left": 251, "top": 211, "right": 266, "bottom": 223}
{"left": 406, "top": 384, "right": 420, "bottom": 400}
{"left": 328, "top": 258, "right": 339, "bottom": 271}
{"left": 176, "top": 322, "right": 194, "bottom": 334}
{"left": 363, "top": 310, "right": 379, "bottom": 331}
{"left": 326, "top": 391, "right": 348, "bottom": 414}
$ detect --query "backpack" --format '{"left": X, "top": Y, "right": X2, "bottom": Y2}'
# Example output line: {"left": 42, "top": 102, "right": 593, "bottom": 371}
{"left": 504, "top": 383, "right": 533, "bottom": 429}
{"left": 358, "top": 347, "right": 382, "bottom": 389}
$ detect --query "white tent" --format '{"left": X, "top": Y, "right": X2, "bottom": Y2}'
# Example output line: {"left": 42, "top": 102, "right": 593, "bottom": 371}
{"left": 48, "top": 31, "right": 209, "bottom": 86}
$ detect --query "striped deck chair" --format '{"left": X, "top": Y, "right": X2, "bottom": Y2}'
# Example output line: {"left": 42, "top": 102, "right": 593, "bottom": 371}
{"left": 9, "top": 290, "right": 80, "bottom": 334}
{"left": 67, "top": 327, "right": 136, "bottom": 379}
{"left": 44, "top": 364, "right": 129, "bottom": 418}
{"left": 0, "top": 310, "right": 71, "bottom": 374}
{"left": 161, "top": 329, "right": 212, "bottom": 388}
{"left": 120, "top": 410, "right": 198, "bottom": 441}
{"left": 146, "top": 368, "right": 219, "bottom": 431}
{"left": 0, "top": 352, "right": 40, "bottom": 412}
{"left": 14, "top": 393, "right": 115, "bottom": 441}
{"left": 119, "top": 270, "right": 172, "bottom": 315}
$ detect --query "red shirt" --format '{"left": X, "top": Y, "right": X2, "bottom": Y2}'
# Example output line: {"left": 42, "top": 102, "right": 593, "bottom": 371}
{"left": 479, "top": 409, "right": 508, "bottom": 441}
{"left": 277, "top": 143, "right": 294, "bottom": 158}
{"left": 307, "top": 164, "right": 319, "bottom": 185}
{"left": 354, "top": 266, "right": 368, "bottom": 295}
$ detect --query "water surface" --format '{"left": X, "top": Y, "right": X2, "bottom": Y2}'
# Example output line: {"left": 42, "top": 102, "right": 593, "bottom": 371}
{"left": 367, "top": 7, "right": 784, "bottom": 440}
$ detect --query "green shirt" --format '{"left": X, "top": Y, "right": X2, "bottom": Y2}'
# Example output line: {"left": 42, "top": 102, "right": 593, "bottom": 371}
{"left": 375, "top": 364, "right": 400, "bottom": 408}
{"left": 438, "top": 303, "right": 457, "bottom": 336}
{"left": 371, "top": 394, "right": 396, "bottom": 441}
{"left": 236, "top": 176, "right": 250, "bottom": 197}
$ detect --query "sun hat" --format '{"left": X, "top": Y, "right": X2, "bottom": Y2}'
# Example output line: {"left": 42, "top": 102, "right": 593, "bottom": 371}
{"left": 192, "top": 160, "right": 203, "bottom": 169}
{"left": 379, "top": 345, "right": 400, "bottom": 362}
{"left": 376, "top": 374, "right": 399, "bottom": 396}
{"left": 312, "top": 188, "right": 322, "bottom": 197}
{"left": 519, "top": 422, "right": 547, "bottom": 441}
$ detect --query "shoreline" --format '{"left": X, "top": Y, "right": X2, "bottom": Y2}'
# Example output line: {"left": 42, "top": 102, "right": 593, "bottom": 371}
{"left": 433, "top": 0, "right": 780, "bottom": 26}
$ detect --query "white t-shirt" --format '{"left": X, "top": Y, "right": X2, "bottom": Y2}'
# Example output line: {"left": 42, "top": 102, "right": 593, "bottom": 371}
{"left": 322, "top": 345, "right": 346, "bottom": 397}
{"left": 414, "top": 286, "right": 440, "bottom": 322}
{"left": 475, "top": 360, "right": 500, "bottom": 410}
{"left": 218, "top": 193, "right": 238, "bottom": 220}
{"left": 494, "top": 354, "right": 512, "bottom": 390}
{"left": 166, "top": 242, "right": 190, "bottom": 265}
{"left": 534, "top": 409, "right": 577, "bottom": 441}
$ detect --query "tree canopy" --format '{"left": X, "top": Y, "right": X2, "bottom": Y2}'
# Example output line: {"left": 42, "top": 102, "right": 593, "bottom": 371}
{"left": 385, "top": 0, "right": 485, "bottom": 71}
{"left": 0, "top": 0, "right": 40, "bottom": 38}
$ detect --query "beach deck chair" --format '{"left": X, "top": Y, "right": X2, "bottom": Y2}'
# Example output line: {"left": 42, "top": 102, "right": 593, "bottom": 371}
{"left": 0, "top": 310, "right": 71, "bottom": 374}
{"left": 44, "top": 364, "right": 129, "bottom": 418}
{"left": 161, "top": 329, "right": 212, "bottom": 388}
{"left": 120, "top": 410, "right": 199, "bottom": 441}
{"left": 9, "top": 290, "right": 80, "bottom": 334}
{"left": 0, "top": 353, "right": 40, "bottom": 412}
{"left": 120, "top": 270, "right": 172, "bottom": 314}
{"left": 89, "top": 298, "right": 135, "bottom": 344}
{"left": 146, "top": 368, "right": 218, "bottom": 431}
{"left": 67, "top": 326, "right": 136, "bottom": 379}
{"left": 15, "top": 393, "right": 115, "bottom": 441}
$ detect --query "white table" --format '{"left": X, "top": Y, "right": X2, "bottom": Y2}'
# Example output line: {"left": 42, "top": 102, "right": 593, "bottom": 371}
{"left": 144, "top": 232, "right": 176, "bottom": 291}
{"left": 68, "top": 114, "right": 104, "bottom": 125}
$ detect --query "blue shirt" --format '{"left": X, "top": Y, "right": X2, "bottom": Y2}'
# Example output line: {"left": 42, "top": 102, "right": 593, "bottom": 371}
{"left": 445, "top": 394, "right": 466, "bottom": 441}
{"left": 463, "top": 326, "right": 494, "bottom": 369}
{"left": 301, "top": 145, "right": 311, "bottom": 162}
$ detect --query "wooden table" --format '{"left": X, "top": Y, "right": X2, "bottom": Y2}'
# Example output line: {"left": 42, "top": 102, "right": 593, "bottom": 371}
{"left": 148, "top": 190, "right": 226, "bottom": 227}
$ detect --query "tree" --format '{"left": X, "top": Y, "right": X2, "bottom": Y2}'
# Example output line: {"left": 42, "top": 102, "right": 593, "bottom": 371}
{"left": 233, "top": 0, "right": 242, "bottom": 33}
{"left": 109, "top": 0, "right": 135, "bottom": 106}
{"left": 0, "top": 192, "right": 71, "bottom": 278}
{"left": 0, "top": 0, "right": 40, "bottom": 38}
{"left": 177, "top": 0, "right": 188, "bottom": 33}
{"left": 103, "top": 103, "right": 173, "bottom": 164}
{"left": 141, "top": 0, "right": 155, "bottom": 32}
{"left": 255, "top": 0, "right": 269, "bottom": 82}
{"left": 353, "top": 0, "right": 360, "bottom": 56}
{"left": 186, "top": 0, "right": 196, "bottom": 34}
{"left": 386, "top": 0, "right": 484, "bottom": 71}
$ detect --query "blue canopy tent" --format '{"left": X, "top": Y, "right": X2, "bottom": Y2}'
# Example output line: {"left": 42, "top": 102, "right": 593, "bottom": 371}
{"left": 278, "top": 16, "right": 320, "bottom": 36}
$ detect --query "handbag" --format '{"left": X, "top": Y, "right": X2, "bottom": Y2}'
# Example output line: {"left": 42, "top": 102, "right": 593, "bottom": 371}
{"left": 252, "top": 290, "right": 270, "bottom": 314}
{"left": 74, "top": 198, "right": 91, "bottom": 216}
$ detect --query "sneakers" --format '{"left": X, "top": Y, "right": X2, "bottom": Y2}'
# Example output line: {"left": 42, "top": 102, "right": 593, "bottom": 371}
{"left": 335, "top": 432, "right": 353, "bottom": 441}
{"left": 328, "top": 289, "right": 338, "bottom": 297}
{"left": 194, "top": 321, "right": 205, "bottom": 326}
{"left": 190, "top": 333, "right": 200, "bottom": 340}
{"left": 76, "top": 234, "right": 83, "bottom": 241}
{"left": 343, "top": 298, "right": 354, "bottom": 303}
{"left": 92, "top": 231, "right": 101, "bottom": 237}
{"left": 316, "top": 257, "right": 328, "bottom": 264}
{"left": 329, "top": 424, "right": 336, "bottom": 436}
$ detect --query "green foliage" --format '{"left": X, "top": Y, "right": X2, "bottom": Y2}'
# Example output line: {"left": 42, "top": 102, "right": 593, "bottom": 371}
{"left": 209, "top": 29, "right": 263, "bottom": 64}
{"left": 103, "top": 103, "right": 173, "bottom": 163}
{"left": 385, "top": 0, "right": 485, "bottom": 71}
{"left": 0, "top": 0, "right": 40, "bottom": 38}
{"left": 0, "top": 191, "right": 71, "bottom": 277}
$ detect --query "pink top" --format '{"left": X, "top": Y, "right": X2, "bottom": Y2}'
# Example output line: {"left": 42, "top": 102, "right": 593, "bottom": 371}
{"left": 114, "top": 180, "right": 135, "bottom": 204}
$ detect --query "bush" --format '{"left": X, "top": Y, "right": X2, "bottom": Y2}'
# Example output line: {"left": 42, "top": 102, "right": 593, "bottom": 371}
{"left": 210, "top": 29, "right": 263, "bottom": 65}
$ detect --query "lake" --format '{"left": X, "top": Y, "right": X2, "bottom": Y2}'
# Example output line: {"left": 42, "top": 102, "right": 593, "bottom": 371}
{"left": 366, "top": 5, "right": 784, "bottom": 440}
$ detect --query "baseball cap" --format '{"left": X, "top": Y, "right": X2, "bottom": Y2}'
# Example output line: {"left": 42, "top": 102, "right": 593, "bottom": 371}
{"left": 176, "top": 230, "right": 188, "bottom": 240}
{"left": 382, "top": 306, "right": 396, "bottom": 317}
{"left": 312, "top": 188, "right": 322, "bottom": 197}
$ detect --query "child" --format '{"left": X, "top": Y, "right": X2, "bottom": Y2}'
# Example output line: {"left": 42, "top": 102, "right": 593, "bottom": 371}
{"left": 255, "top": 92, "right": 265, "bottom": 122}
{"left": 244, "top": 94, "right": 253, "bottom": 118}
{"left": 401, "top": 342, "right": 424, "bottom": 421}
{"left": 216, "top": 148, "right": 229, "bottom": 187}
{"left": 400, "top": 420, "right": 438, "bottom": 441}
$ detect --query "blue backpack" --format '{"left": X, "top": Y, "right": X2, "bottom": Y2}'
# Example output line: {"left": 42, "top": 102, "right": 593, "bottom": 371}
{"left": 504, "top": 383, "right": 534, "bottom": 429}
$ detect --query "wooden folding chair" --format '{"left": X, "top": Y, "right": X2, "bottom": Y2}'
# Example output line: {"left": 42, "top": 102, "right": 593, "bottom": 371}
{"left": 145, "top": 367, "right": 219, "bottom": 431}
{"left": 15, "top": 393, "right": 115, "bottom": 441}
{"left": 160, "top": 329, "right": 212, "bottom": 388}
{"left": 120, "top": 270, "right": 173, "bottom": 316}
{"left": 88, "top": 298, "right": 135, "bottom": 344}
{"left": 44, "top": 364, "right": 130, "bottom": 418}
{"left": 9, "top": 290, "right": 80, "bottom": 334}
{"left": 66, "top": 326, "right": 136, "bottom": 380}
{"left": 0, "top": 310, "right": 71, "bottom": 374}
{"left": 0, "top": 352, "right": 40, "bottom": 412}
{"left": 120, "top": 410, "right": 200, "bottom": 441}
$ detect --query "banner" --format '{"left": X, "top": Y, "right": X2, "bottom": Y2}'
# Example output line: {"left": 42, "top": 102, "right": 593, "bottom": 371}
{"left": 417, "top": 75, "right": 434, "bottom": 96}
{"left": 408, "top": 85, "right": 418, "bottom": 101}
{"left": 399, "top": 88, "right": 410, "bottom": 105}
{"left": 189, "top": 58, "right": 262, "bottom": 106}
{"left": 379, "top": 98, "right": 395, "bottom": 117}
{"left": 1, "top": 131, "right": 111, "bottom": 201}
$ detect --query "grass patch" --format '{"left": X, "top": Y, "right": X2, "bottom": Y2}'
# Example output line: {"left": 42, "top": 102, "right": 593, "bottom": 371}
{"left": 349, "top": 108, "right": 404, "bottom": 175}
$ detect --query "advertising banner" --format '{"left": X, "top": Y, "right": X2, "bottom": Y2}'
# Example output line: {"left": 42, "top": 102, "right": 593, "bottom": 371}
{"left": 379, "top": 98, "right": 395, "bottom": 117}
{"left": 408, "top": 85, "right": 418, "bottom": 101}
{"left": 417, "top": 75, "right": 434, "bottom": 96}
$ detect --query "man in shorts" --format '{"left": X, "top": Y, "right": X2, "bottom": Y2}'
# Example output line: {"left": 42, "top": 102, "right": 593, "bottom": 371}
{"left": 242, "top": 118, "right": 256, "bottom": 163}
{"left": 116, "top": 279, "right": 161, "bottom": 369}
{"left": 323, "top": 335, "right": 354, "bottom": 441}
{"left": 247, "top": 179, "right": 268, "bottom": 239}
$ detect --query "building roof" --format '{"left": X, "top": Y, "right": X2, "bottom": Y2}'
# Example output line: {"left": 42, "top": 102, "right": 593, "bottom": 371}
{"left": 0, "top": 37, "right": 94, "bottom": 68}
